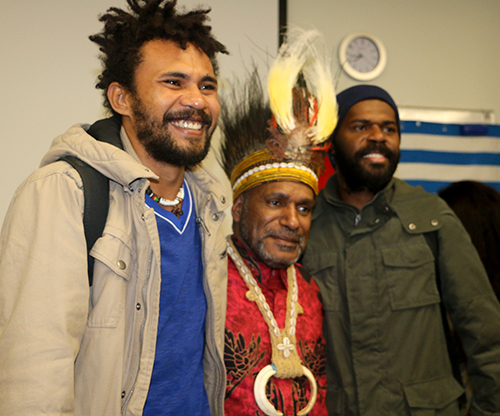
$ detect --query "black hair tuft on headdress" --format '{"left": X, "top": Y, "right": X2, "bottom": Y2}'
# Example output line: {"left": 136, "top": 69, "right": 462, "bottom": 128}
{"left": 219, "top": 69, "right": 272, "bottom": 178}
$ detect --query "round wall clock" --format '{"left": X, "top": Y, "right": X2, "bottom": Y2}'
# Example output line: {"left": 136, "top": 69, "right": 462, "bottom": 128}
{"left": 338, "top": 33, "right": 387, "bottom": 81}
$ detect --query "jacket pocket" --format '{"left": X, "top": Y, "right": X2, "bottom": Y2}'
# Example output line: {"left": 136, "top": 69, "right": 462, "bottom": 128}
{"left": 381, "top": 242, "right": 440, "bottom": 310}
{"left": 87, "top": 233, "right": 132, "bottom": 327}
{"left": 403, "top": 376, "right": 463, "bottom": 416}
{"left": 304, "top": 251, "right": 340, "bottom": 311}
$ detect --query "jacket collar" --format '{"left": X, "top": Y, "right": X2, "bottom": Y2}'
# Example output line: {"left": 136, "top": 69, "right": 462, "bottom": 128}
{"left": 320, "top": 174, "right": 448, "bottom": 234}
{"left": 320, "top": 173, "right": 395, "bottom": 210}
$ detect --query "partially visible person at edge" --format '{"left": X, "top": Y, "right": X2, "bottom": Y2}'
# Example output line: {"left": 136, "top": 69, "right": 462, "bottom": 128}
{"left": 440, "top": 180, "right": 500, "bottom": 414}
{"left": 439, "top": 180, "right": 500, "bottom": 302}
{"left": 301, "top": 84, "right": 500, "bottom": 416}
{"left": 219, "top": 30, "right": 338, "bottom": 415}
{"left": 0, "top": 1, "right": 229, "bottom": 415}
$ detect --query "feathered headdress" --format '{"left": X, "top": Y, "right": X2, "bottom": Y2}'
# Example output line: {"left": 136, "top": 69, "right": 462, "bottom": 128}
{"left": 220, "top": 30, "right": 338, "bottom": 200}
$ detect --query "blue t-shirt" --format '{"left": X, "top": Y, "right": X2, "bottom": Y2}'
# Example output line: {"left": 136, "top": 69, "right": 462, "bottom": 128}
{"left": 142, "top": 180, "right": 210, "bottom": 416}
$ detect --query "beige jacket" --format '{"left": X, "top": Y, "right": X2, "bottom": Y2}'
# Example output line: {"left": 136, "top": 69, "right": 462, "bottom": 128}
{"left": 0, "top": 123, "right": 229, "bottom": 415}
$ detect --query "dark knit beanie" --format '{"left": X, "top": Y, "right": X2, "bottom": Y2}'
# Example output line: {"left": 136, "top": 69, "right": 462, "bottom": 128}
{"left": 333, "top": 84, "right": 400, "bottom": 140}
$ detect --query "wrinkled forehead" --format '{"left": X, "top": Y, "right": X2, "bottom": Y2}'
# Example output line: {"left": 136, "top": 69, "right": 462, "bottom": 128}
{"left": 243, "top": 180, "right": 316, "bottom": 204}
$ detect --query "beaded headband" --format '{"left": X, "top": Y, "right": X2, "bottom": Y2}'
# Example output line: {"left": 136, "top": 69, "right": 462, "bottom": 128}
{"left": 230, "top": 149, "right": 318, "bottom": 200}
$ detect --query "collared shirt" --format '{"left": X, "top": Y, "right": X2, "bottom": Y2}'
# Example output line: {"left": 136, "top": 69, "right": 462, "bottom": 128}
{"left": 224, "top": 236, "right": 328, "bottom": 416}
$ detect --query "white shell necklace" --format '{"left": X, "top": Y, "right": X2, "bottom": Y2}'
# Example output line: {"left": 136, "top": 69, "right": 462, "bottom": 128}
{"left": 146, "top": 185, "right": 184, "bottom": 207}
{"left": 226, "top": 236, "right": 317, "bottom": 416}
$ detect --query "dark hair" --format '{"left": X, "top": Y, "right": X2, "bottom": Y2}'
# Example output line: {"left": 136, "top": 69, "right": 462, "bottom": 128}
{"left": 439, "top": 180, "right": 500, "bottom": 301}
{"left": 89, "top": 0, "right": 228, "bottom": 114}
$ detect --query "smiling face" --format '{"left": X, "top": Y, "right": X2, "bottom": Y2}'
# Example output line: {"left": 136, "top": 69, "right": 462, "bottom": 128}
{"left": 119, "top": 39, "right": 220, "bottom": 166}
{"left": 232, "top": 181, "right": 315, "bottom": 269}
{"left": 332, "top": 99, "right": 400, "bottom": 193}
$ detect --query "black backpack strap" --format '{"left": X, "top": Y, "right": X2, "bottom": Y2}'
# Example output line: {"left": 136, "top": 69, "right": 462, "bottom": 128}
{"left": 86, "top": 115, "right": 124, "bottom": 150}
{"left": 60, "top": 156, "right": 109, "bottom": 286}
{"left": 58, "top": 115, "right": 123, "bottom": 286}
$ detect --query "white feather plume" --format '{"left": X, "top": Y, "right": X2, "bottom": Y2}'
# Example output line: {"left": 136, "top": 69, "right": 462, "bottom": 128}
{"left": 267, "top": 29, "right": 338, "bottom": 145}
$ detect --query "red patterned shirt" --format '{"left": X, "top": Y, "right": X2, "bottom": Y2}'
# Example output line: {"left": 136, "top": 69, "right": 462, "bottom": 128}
{"left": 224, "top": 237, "right": 328, "bottom": 416}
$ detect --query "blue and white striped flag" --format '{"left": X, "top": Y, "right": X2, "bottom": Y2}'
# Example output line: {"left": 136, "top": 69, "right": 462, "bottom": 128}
{"left": 396, "top": 121, "right": 500, "bottom": 194}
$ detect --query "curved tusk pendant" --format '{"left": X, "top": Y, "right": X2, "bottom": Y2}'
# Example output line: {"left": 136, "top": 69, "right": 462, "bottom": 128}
{"left": 297, "top": 366, "right": 318, "bottom": 416}
{"left": 254, "top": 364, "right": 318, "bottom": 416}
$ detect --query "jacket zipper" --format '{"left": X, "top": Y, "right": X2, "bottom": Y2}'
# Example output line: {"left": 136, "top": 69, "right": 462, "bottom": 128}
{"left": 196, "top": 216, "right": 211, "bottom": 237}
{"left": 355, "top": 213, "right": 362, "bottom": 226}
{"left": 196, "top": 212, "right": 224, "bottom": 416}
{"left": 121, "top": 248, "right": 154, "bottom": 415}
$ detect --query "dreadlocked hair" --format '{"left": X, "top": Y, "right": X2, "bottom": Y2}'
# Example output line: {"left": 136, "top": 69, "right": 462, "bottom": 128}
{"left": 89, "top": 0, "right": 228, "bottom": 114}
{"left": 219, "top": 69, "right": 273, "bottom": 178}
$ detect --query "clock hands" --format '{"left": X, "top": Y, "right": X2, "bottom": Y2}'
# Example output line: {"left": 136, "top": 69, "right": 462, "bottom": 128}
{"left": 349, "top": 53, "right": 363, "bottom": 63}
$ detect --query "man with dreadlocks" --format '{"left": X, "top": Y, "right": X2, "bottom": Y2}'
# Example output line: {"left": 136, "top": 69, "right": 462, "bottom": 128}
{"left": 0, "top": 1, "right": 228, "bottom": 415}
{"left": 219, "top": 31, "right": 337, "bottom": 416}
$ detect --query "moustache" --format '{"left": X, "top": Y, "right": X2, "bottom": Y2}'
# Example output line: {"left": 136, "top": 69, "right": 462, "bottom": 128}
{"left": 162, "top": 109, "right": 212, "bottom": 127}
{"left": 265, "top": 229, "right": 304, "bottom": 245}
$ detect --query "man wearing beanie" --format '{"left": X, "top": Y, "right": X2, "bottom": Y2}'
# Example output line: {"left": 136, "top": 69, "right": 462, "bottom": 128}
{"left": 302, "top": 85, "right": 500, "bottom": 416}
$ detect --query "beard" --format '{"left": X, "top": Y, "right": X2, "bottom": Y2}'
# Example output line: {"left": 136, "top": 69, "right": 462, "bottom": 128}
{"left": 239, "top": 200, "right": 305, "bottom": 269}
{"left": 131, "top": 96, "right": 214, "bottom": 167}
{"left": 332, "top": 141, "right": 400, "bottom": 194}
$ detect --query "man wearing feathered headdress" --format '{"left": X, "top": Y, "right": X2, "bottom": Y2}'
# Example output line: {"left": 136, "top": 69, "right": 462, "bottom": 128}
{"left": 220, "top": 31, "right": 337, "bottom": 416}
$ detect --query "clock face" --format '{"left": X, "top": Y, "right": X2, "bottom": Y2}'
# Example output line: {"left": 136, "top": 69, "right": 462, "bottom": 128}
{"left": 339, "top": 33, "right": 387, "bottom": 81}
{"left": 346, "top": 36, "right": 380, "bottom": 73}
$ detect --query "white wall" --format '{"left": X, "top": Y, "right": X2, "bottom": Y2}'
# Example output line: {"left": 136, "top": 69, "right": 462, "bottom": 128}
{"left": 0, "top": 0, "right": 278, "bottom": 224}
{"left": 288, "top": 0, "right": 500, "bottom": 119}
{"left": 2, "top": 0, "right": 500, "bottom": 224}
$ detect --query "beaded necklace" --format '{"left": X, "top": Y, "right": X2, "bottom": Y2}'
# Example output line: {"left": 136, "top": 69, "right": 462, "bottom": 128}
{"left": 146, "top": 185, "right": 184, "bottom": 218}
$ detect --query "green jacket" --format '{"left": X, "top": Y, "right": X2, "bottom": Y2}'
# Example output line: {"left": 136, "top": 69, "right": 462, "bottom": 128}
{"left": 302, "top": 176, "right": 500, "bottom": 416}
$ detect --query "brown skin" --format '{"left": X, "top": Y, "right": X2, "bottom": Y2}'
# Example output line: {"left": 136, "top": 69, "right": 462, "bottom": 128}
{"left": 332, "top": 99, "right": 399, "bottom": 210}
{"left": 107, "top": 39, "right": 219, "bottom": 211}
{"left": 232, "top": 181, "right": 316, "bottom": 269}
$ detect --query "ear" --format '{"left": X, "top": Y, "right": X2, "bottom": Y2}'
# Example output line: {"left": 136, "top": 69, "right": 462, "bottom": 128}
{"left": 327, "top": 148, "right": 336, "bottom": 169}
{"left": 231, "top": 194, "right": 245, "bottom": 223}
{"left": 107, "top": 82, "right": 133, "bottom": 117}
{"left": 328, "top": 142, "right": 336, "bottom": 157}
